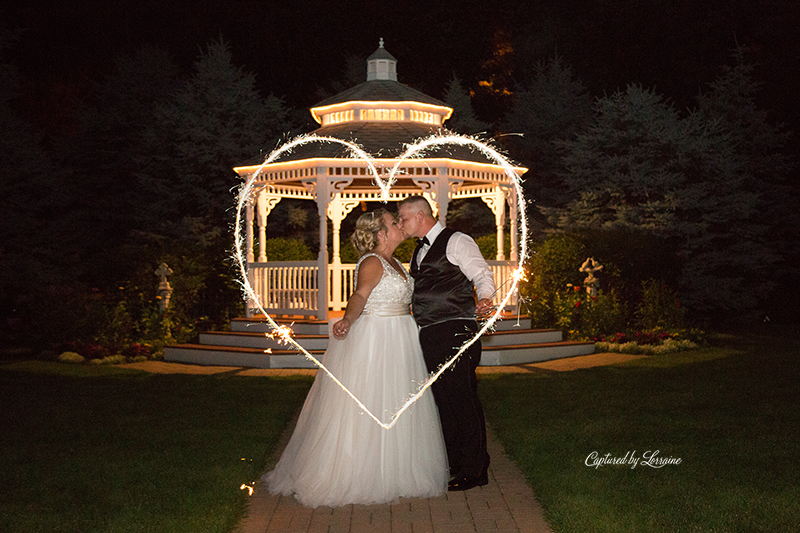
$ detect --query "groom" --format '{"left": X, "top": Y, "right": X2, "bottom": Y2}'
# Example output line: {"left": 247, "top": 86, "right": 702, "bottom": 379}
{"left": 397, "top": 196, "right": 495, "bottom": 491}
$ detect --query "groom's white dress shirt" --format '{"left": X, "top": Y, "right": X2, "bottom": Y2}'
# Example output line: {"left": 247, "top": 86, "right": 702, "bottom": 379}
{"left": 414, "top": 221, "right": 496, "bottom": 302}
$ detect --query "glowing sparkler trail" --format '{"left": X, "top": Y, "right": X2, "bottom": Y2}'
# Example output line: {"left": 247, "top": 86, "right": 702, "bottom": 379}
{"left": 234, "top": 132, "right": 529, "bottom": 430}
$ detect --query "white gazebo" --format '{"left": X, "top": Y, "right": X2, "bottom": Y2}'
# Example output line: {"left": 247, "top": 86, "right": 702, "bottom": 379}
{"left": 235, "top": 40, "right": 526, "bottom": 321}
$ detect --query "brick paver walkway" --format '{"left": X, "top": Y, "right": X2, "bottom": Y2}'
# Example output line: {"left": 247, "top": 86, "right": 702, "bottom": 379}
{"left": 122, "top": 353, "right": 638, "bottom": 533}
{"left": 233, "top": 422, "right": 553, "bottom": 533}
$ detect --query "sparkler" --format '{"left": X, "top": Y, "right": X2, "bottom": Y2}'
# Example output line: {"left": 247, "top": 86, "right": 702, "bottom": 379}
{"left": 234, "top": 132, "right": 529, "bottom": 430}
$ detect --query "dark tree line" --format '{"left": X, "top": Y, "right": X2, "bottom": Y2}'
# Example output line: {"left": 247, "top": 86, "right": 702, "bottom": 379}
{"left": 0, "top": 29, "right": 797, "bottom": 355}
{"left": 492, "top": 51, "right": 797, "bottom": 324}
{"left": 1, "top": 38, "right": 299, "bottom": 352}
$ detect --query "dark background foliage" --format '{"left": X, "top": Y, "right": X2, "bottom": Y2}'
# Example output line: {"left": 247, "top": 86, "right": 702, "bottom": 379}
{"left": 1, "top": 1, "right": 798, "bottom": 355}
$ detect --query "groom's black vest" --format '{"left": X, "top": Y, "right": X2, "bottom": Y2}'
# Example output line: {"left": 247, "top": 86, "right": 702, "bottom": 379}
{"left": 410, "top": 227, "right": 475, "bottom": 327}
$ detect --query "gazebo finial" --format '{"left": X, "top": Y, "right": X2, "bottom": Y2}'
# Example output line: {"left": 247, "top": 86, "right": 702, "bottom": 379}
{"left": 367, "top": 39, "right": 397, "bottom": 81}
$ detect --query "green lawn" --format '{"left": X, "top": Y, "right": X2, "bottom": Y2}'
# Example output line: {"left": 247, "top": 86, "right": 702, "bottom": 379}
{"left": 480, "top": 328, "right": 800, "bottom": 532}
{"left": 0, "top": 362, "right": 312, "bottom": 533}
{"left": 2, "top": 328, "right": 798, "bottom": 532}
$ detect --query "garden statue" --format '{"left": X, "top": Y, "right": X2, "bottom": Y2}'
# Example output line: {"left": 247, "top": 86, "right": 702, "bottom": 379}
{"left": 579, "top": 258, "right": 603, "bottom": 297}
{"left": 155, "top": 262, "right": 173, "bottom": 312}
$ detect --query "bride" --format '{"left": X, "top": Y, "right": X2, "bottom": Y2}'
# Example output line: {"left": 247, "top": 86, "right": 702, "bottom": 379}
{"left": 263, "top": 209, "right": 449, "bottom": 507}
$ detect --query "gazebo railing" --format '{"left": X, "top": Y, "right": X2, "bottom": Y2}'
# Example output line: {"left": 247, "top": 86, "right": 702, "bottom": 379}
{"left": 248, "top": 261, "right": 319, "bottom": 316}
{"left": 247, "top": 260, "right": 519, "bottom": 317}
{"left": 486, "top": 260, "right": 520, "bottom": 310}
{"left": 330, "top": 263, "right": 357, "bottom": 312}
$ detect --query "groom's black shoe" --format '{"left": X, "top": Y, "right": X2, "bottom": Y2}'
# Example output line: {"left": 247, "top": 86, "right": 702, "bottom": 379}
{"left": 448, "top": 471, "right": 489, "bottom": 491}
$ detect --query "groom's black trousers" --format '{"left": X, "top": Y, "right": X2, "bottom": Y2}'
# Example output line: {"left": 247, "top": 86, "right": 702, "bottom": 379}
{"left": 419, "top": 319, "right": 490, "bottom": 479}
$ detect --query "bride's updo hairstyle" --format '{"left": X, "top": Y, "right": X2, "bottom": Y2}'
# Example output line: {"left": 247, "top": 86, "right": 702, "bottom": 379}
{"left": 351, "top": 209, "right": 390, "bottom": 256}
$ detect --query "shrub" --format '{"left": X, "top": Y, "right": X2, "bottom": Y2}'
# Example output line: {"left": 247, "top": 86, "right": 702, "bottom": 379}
{"left": 63, "top": 340, "right": 113, "bottom": 360}
{"left": 394, "top": 239, "right": 417, "bottom": 264}
{"left": 523, "top": 235, "right": 587, "bottom": 328}
{"left": 476, "top": 233, "right": 512, "bottom": 260}
{"left": 595, "top": 338, "right": 698, "bottom": 355}
{"left": 89, "top": 354, "right": 127, "bottom": 365}
{"left": 342, "top": 237, "right": 418, "bottom": 264}
{"left": 636, "top": 279, "right": 686, "bottom": 330}
{"left": 57, "top": 352, "right": 85, "bottom": 364}
{"left": 259, "top": 237, "right": 314, "bottom": 261}
{"left": 580, "top": 289, "right": 628, "bottom": 338}
{"left": 552, "top": 286, "right": 628, "bottom": 338}
{"left": 121, "top": 343, "right": 152, "bottom": 359}
{"left": 339, "top": 241, "right": 360, "bottom": 263}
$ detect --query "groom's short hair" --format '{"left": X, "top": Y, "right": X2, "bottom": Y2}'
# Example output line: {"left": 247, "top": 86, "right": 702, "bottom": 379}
{"left": 399, "top": 195, "right": 433, "bottom": 217}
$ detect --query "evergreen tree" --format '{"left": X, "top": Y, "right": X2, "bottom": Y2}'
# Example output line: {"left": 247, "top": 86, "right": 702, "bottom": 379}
{"left": 501, "top": 56, "right": 592, "bottom": 205}
{"left": 129, "top": 39, "right": 298, "bottom": 330}
{"left": 695, "top": 50, "right": 797, "bottom": 321}
{"left": 0, "top": 31, "right": 73, "bottom": 347}
{"left": 315, "top": 53, "right": 367, "bottom": 103}
{"left": 137, "top": 39, "right": 294, "bottom": 233}
{"left": 52, "top": 46, "right": 181, "bottom": 283}
{"left": 547, "top": 84, "right": 774, "bottom": 319}
{"left": 442, "top": 73, "right": 490, "bottom": 134}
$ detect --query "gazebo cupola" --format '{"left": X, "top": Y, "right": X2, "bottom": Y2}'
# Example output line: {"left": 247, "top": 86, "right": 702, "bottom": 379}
{"left": 309, "top": 41, "right": 452, "bottom": 129}
{"left": 235, "top": 40, "right": 526, "bottom": 320}
{"left": 367, "top": 38, "right": 397, "bottom": 81}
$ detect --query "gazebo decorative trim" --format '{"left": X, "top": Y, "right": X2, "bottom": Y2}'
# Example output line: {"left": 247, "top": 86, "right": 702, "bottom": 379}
{"left": 310, "top": 100, "right": 454, "bottom": 126}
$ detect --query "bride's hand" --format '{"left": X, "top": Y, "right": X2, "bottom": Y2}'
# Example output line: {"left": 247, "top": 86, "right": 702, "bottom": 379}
{"left": 332, "top": 318, "right": 351, "bottom": 339}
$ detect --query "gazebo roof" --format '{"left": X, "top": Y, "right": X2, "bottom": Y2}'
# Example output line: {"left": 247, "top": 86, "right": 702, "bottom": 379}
{"left": 236, "top": 41, "right": 525, "bottom": 178}
{"left": 271, "top": 122, "right": 498, "bottom": 165}
{"left": 313, "top": 79, "right": 446, "bottom": 109}
{"left": 367, "top": 39, "right": 396, "bottom": 62}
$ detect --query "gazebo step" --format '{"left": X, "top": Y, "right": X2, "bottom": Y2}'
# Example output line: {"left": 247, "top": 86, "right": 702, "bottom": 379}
{"left": 230, "top": 314, "right": 532, "bottom": 335}
{"left": 163, "top": 344, "right": 323, "bottom": 369}
{"left": 230, "top": 316, "right": 330, "bottom": 335}
{"left": 200, "top": 327, "right": 561, "bottom": 351}
{"left": 164, "top": 314, "right": 593, "bottom": 369}
{"left": 487, "top": 315, "right": 532, "bottom": 331}
{"left": 199, "top": 331, "right": 330, "bottom": 350}
{"left": 479, "top": 341, "right": 596, "bottom": 366}
{"left": 164, "top": 340, "right": 595, "bottom": 369}
{"left": 481, "top": 328, "right": 562, "bottom": 346}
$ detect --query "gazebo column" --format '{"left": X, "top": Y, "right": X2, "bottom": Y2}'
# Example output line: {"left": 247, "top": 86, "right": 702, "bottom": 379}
{"left": 503, "top": 186, "right": 519, "bottom": 261}
{"left": 245, "top": 201, "right": 255, "bottom": 317}
{"left": 256, "top": 190, "right": 282, "bottom": 262}
{"left": 245, "top": 200, "right": 255, "bottom": 263}
{"left": 481, "top": 187, "right": 506, "bottom": 261}
{"left": 327, "top": 195, "right": 360, "bottom": 312}
{"left": 435, "top": 168, "right": 451, "bottom": 223}
{"left": 315, "top": 176, "right": 330, "bottom": 321}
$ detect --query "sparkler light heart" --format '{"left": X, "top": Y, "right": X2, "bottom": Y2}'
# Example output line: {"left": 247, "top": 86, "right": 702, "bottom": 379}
{"left": 234, "top": 132, "right": 528, "bottom": 429}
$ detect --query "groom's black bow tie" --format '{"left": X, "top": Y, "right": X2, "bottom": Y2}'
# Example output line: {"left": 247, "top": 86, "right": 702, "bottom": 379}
{"left": 417, "top": 236, "right": 430, "bottom": 247}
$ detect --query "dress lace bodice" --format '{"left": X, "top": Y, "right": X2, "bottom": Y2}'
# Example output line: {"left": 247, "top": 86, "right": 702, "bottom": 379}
{"left": 356, "top": 253, "right": 413, "bottom": 315}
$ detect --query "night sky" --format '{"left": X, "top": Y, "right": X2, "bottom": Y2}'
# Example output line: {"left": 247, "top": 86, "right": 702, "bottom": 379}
{"left": 3, "top": 0, "right": 800, "bottom": 140}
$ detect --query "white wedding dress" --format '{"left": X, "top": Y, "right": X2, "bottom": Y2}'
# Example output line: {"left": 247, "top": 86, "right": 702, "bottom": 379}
{"left": 263, "top": 253, "right": 449, "bottom": 507}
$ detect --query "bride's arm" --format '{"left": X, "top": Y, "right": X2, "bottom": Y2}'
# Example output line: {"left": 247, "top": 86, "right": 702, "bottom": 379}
{"left": 332, "top": 256, "right": 383, "bottom": 339}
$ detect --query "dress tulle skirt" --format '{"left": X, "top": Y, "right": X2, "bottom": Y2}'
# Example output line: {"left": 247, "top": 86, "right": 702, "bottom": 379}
{"left": 263, "top": 313, "right": 449, "bottom": 507}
